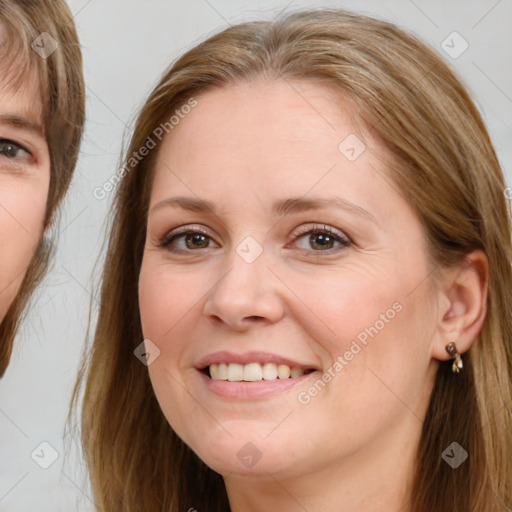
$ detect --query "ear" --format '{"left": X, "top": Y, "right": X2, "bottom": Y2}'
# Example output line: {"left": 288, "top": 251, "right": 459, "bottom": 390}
{"left": 431, "top": 249, "right": 489, "bottom": 361}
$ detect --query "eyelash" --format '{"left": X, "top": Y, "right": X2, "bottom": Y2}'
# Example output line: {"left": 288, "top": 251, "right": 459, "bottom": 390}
{"left": 0, "top": 138, "right": 31, "bottom": 160}
{"left": 159, "top": 224, "right": 352, "bottom": 256}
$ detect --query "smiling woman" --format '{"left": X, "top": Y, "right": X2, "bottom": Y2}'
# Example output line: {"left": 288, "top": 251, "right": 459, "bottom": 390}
{"left": 74, "top": 8, "right": 511, "bottom": 512}
{"left": 0, "top": 0, "right": 85, "bottom": 377}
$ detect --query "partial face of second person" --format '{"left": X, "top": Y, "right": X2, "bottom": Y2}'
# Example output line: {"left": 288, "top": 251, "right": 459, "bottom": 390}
{"left": 139, "top": 80, "right": 442, "bottom": 483}
{"left": 0, "top": 55, "right": 50, "bottom": 323}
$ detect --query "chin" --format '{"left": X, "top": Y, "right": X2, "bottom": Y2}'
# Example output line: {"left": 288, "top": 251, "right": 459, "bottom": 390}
{"left": 181, "top": 425, "right": 306, "bottom": 479}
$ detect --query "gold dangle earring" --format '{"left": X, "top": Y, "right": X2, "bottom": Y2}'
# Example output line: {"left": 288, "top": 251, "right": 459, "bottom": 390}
{"left": 445, "top": 342, "right": 463, "bottom": 373}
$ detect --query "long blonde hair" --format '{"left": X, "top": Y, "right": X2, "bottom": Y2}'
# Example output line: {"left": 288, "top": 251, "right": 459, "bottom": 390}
{"left": 0, "top": 0, "right": 85, "bottom": 376}
{"left": 73, "top": 8, "right": 512, "bottom": 511}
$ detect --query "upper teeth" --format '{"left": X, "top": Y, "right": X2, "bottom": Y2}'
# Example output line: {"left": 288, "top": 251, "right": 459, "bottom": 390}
{"left": 209, "top": 363, "right": 306, "bottom": 381}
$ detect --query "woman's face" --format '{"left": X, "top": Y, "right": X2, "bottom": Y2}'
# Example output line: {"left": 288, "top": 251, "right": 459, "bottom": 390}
{"left": 0, "top": 71, "right": 50, "bottom": 323}
{"left": 139, "top": 80, "right": 440, "bottom": 480}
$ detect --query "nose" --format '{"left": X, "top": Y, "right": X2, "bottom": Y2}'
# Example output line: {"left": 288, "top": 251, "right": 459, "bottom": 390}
{"left": 202, "top": 243, "right": 285, "bottom": 331}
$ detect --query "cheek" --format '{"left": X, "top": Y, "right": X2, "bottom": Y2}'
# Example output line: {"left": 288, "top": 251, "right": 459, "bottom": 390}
{"left": 0, "top": 176, "right": 49, "bottom": 320}
{"left": 288, "top": 263, "right": 432, "bottom": 400}
{"left": 139, "top": 261, "right": 209, "bottom": 440}
{"left": 138, "top": 261, "right": 206, "bottom": 355}
{"left": 287, "top": 271, "right": 432, "bottom": 448}
{"left": 284, "top": 264, "right": 405, "bottom": 354}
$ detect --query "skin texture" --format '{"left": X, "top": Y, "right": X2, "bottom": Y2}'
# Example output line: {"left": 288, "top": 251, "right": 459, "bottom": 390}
{"left": 139, "top": 80, "right": 488, "bottom": 511}
{"left": 0, "top": 74, "right": 50, "bottom": 324}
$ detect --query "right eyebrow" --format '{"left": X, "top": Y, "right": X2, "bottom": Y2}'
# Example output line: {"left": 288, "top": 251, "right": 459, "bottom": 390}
{"left": 0, "top": 113, "right": 45, "bottom": 137}
{"left": 151, "top": 196, "right": 216, "bottom": 214}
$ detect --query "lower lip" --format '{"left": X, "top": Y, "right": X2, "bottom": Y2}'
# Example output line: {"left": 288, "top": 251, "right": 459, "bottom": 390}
{"left": 198, "top": 370, "right": 319, "bottom": 400}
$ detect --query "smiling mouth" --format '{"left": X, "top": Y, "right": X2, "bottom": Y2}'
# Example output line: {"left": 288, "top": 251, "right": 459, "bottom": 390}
{"left": 203, "top": 362, "right": 316, "bottom": 382}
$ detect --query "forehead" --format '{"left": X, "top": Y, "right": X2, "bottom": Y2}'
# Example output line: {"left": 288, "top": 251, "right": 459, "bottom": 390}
{"left": 147, "top": 80, "right": 408, "bottom": 242}
{"left": 153, "top": 80, "right": 375, "bottom": 197}
{"left": 158, "top": 80, "right": 359, "bottom": 164}
{"left": 0, "top": 77, "right": 44, "bottom": 136}
{"left": 0, "top": 71, "right": 43, "bottom": 129}
{"left": 192, "top": 79, "right": 355, "bottom": 137}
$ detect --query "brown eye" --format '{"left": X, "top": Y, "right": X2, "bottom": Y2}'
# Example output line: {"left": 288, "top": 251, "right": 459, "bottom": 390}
{"left": 184, "top": 232, "right": 209, "bottom": 249}
{"left": 160, "top": 228, "right": 217, "bottom": 253}
{"left": 0, "top": 139, "right": 31, "bottom": 160}
{"left": 308, "top": 232, "right": 336, "bottom": 250}
{"left": 293, "top": 225, "right": 351, "bottom": 253}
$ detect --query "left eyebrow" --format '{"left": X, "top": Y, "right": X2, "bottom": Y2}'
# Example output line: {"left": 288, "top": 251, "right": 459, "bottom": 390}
{"left": 0, "top": 113, "right": 44, "bottom": 137}
{"left": 271, "top": 196, "right": 377, "bottom": 224}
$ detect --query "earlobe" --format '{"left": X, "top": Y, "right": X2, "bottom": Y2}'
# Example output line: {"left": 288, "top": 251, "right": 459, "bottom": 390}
{"left": 432, "top": 249, "right": 489, "bottom": 363}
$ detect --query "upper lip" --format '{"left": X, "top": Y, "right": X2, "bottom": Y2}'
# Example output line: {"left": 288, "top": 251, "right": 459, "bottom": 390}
{"left": 196, "top": 351, "right": 320, "bottom": 371}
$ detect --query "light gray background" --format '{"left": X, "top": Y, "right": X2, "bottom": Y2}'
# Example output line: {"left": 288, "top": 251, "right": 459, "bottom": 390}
{"left": 0, "top": 0, "right": 510, "bottom": 510}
